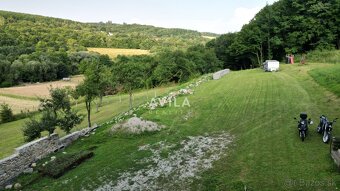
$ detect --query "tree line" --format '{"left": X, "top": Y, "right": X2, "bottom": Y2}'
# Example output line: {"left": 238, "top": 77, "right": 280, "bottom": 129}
{"left": 22, "top": 44, "right": 222, "bottom": 140}
{"left": 207, "top": 0, "right": 340, "bottom": 70}
{"left": 78, "top": 45, "right": 222, "bottom": 128}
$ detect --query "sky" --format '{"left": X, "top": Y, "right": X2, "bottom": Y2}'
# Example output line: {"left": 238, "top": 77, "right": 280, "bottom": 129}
{"left": 0, "top": 0, "right": 276, "bottom": 34}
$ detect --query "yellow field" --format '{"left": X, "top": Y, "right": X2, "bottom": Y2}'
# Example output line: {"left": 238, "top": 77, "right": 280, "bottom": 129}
{"left": 0, "top": 96, "right": 39, "bottom": 114}
{"left": 87, "top": 48, "right": 150, "bottom": 59}
{"left": 202, "top": 36, "right": 216, "bottom": 40}
{"left": 0, "top": 75, "right": 83, "bottom": 98}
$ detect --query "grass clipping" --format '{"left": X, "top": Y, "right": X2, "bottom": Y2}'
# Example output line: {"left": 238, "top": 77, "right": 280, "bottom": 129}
{"left": 110, "top": 117, "right": 165, "bottom": 134}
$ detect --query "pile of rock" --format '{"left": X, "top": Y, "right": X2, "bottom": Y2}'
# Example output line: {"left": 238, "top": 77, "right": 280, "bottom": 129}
{"left": 111, "top": 117, "right": 165, "bottom": 134}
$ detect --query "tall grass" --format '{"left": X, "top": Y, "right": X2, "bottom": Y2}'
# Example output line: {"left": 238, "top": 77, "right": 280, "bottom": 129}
{"left": 304, "top": 50, "right": 340, "bottom": 64}
{"left": 309, "top": 64, "right": 340, "bottom": 97}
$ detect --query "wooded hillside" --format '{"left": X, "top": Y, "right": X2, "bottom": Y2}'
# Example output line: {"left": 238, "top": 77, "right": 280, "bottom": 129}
{"left": 208, "top": 0, "right": 340, "bottom": 70}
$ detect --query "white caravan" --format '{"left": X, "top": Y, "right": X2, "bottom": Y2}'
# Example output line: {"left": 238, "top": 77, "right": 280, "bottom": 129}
{"left": 263, "top": 60, "right": 279, "bottom": 72}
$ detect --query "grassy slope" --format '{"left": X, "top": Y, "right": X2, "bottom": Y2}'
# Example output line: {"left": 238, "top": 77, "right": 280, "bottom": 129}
{"left": 309, "top": 64, "right": 340, "bottom": 97}
{"left": 18, "top": 63, "right": 340, "bottom": 190}
{"left": 0, "top": 85, "right": 175, "bottom": 159}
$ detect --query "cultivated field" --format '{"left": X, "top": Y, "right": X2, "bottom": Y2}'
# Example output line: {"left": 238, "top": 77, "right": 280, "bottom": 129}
{"left": 0, "top": 75, "right": 83, "bottom": 98}
{"left": 15, "top": 62, "right": 340, "bottom": 190}
{"left": 0, "top": 96, "right": 39, "bottom": 114}
{"left": 87, "top": 47, "right": 150, "bottom": 59}
{"left": 202, "top": 35, "right": 216, "bottom": 39}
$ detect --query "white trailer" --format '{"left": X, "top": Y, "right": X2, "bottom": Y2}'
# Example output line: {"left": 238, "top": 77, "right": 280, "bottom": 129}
{"left": 263, "top": 60, "right": 279, "bottom": 72}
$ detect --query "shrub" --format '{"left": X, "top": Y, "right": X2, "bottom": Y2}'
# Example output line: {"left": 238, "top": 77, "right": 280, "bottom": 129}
{"left": 0, "top": 103, "right": 14, "bottom": 123}
{"left": 38, "top": 151, "right": 94, "bottom": 178}
{"left": 22, "top": 118, "right": 42, "bottom": 142}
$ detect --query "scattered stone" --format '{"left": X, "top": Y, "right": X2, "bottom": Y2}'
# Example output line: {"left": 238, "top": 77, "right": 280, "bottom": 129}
{"left": 23, "top": 168, "right": 33, "bottom": 174}
{"left": 31, "top": 163, "right": 37, "bottom": 167}
{"left": 5, "top": 184, "right": 12, "bottom": 189}
{"left": 91, "top": 132, "right": 96, "bottom": 135}
{"left": 14, "top": 183, "right": 22, "bottom": 189}
{"left": 51, "top": 156, "right": 56, "bottom": 161}
{"left": 96, "top": 133, "right": 233, "bottom": 190}
{"left": 62, "top": 151, "right": 67, "bottom": 154}
{"left": 111, "top": 117, "right": 166, "bottom": 134}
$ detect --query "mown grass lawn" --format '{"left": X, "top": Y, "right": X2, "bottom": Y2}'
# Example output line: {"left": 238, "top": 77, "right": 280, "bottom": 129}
{"left": 15, "top": 63, "right": 340, "bottom": 190}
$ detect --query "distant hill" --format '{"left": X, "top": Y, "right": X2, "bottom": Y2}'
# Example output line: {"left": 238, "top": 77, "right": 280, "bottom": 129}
{"left": 0, "top": 10, "right": 216, "bottom": 62}
{"left": 0, "top": 10, "right": 219, "bottom": 87}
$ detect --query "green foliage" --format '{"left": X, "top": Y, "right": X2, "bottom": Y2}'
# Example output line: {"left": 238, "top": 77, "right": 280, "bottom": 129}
{"left": 153, "top": 50, "right": 196, "bottom": 84}
{"left": 209, "top": 0, "right": 340, "bottom": 70}
{"left": 0, "top": 103, "right": 14, "bottom": 123}
{"left": 23, "top": 118, "right": 42, "bottom": 142}
{"left": 113, "top": 46, "right": 222, "bottom": 91}
{"left": 59, "top": 110, "right": 83, "bottom": 134}
{"left": 39, "top": 88, "right": 71, "bottom": 113}
{"left": 22, "top": 88, "right": 82, "bottom": 141}
{"left": 0, "top": 10, "right": 212, "bottom": 87}
{"left": 40, "top": 110, "right": 58, "bottom": 135}
{"left": 37, "top": 151, "right": 94, "bottom": 178}
{"left": 76, "top": 57, "right": 106, "bottom": 127}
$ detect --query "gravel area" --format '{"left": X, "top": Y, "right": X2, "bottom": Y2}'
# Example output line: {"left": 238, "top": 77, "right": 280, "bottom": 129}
{"left": 110, "top": 117, "right": 166, "bottom": 134}
{"left": 96, "top": 132, "right": 233, "bottom": 191}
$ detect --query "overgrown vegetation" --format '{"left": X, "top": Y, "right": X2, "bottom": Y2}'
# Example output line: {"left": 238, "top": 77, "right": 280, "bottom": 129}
{"left": 309, "top": 63, "right": 340, "bottom": 97}
{"left": 302, "top": 50, "right": 340, "bottom": 64}
{"left": 37, "top": 151, "right": 94, "bottom": 178}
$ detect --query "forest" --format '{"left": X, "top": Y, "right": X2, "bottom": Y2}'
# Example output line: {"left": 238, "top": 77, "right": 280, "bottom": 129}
{"left": 208, "top": 0, "right": 340, "bottom": 70}
{"left": 0, "top": 10, "right": 215, "bottom": 87}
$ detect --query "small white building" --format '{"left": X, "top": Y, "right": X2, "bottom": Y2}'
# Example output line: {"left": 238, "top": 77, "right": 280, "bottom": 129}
{"left": 263, "top": 60, "right": 279, "bottom": 72}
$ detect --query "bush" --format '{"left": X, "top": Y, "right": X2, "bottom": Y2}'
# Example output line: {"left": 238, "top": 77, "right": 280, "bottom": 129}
{"left": 0, "top": 103, "right": 14, "bottom": 123}
{"left": 22, "top": 118, "right": 42, "bottom": 142}
{"left": 38, "top": 151, "right": 94, "bottom": 178}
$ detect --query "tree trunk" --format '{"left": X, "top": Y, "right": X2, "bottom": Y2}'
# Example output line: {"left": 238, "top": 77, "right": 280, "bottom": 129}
{"left": 129, "top": 91, "right": 133, "bottom": 110}
{"left": 99, "top": 95, "right": 103, "bottom": 107}
{"left": 86, "top": 100, "right": 91, "bottom": 127}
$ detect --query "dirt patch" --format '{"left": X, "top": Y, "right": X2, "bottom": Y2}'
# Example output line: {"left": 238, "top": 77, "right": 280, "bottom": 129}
{"left": 96, "top": 132, "right": 233, "bottom": 190}
{"left": 0, "top": 75, "right": 83, "bottom": 98}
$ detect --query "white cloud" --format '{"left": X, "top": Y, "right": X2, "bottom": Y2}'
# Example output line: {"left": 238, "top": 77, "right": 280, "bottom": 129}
{"left": 225, "top": 6, "right": 262, "bottom": 32}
